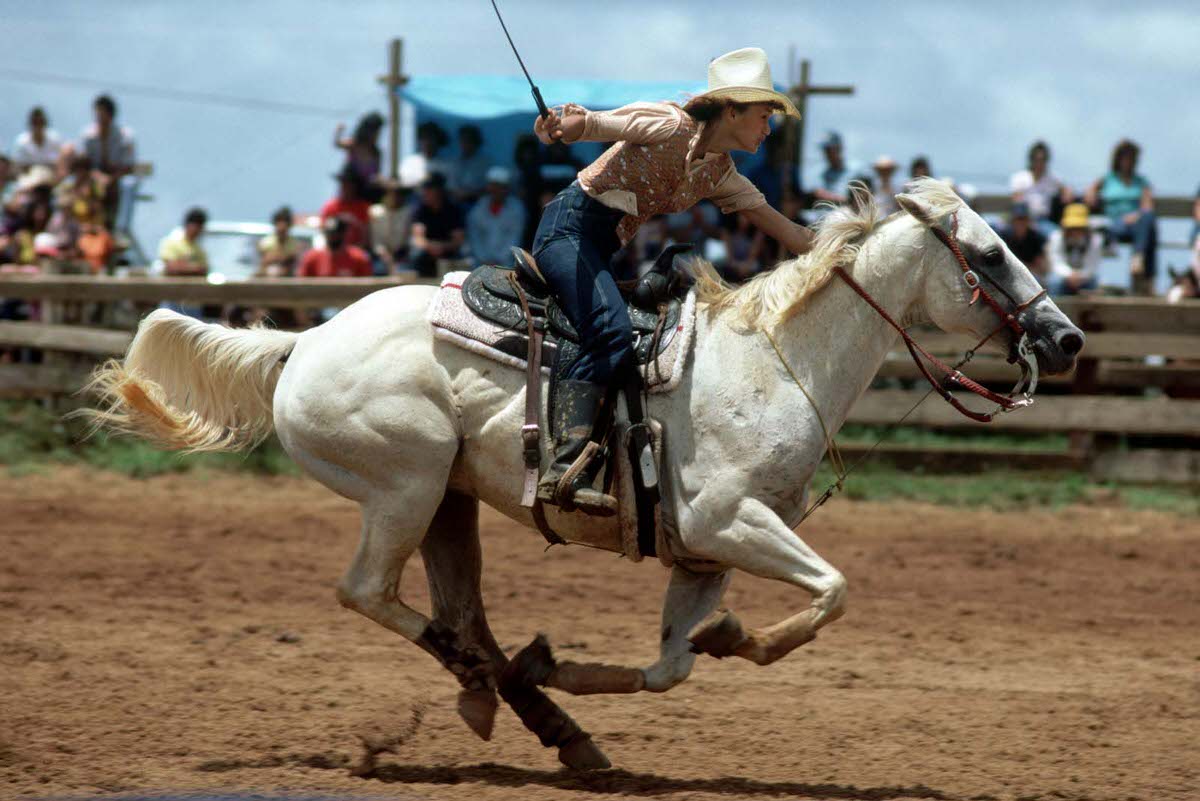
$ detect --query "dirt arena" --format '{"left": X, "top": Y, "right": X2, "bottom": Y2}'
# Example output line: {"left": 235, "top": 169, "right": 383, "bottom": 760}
{"left": 2, "top": 467, "right": 1197, "bottom": 801}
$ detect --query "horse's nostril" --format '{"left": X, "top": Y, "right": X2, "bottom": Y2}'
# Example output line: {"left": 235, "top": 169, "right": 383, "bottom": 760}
{"left": 1056, "top": 331, "right": 1084, "bottom": 357}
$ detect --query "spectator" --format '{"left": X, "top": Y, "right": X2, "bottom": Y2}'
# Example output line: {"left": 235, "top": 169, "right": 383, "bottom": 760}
{"left": 399, "top": 121, "right": 449, "bottom": 189}
{"left": 720, "top": 211, "right": 766, "bottom": 282}
{"left": 1010, "top": 140, "right": 1071, "bottom": 230}
{"left": 320, "top": 165, "right": 371, "bottom": 249}
{"left": 871, "top": 155, "right": 899, "bottom": 216}
{"left": 12, "top": 107, "right": 64, "bottom": 174}
{"left": 158, "top": 207, "right": 208, "bottom": 277}
{"left": 447, "top": 124, "right": 490, "bottom": 207}
{"left": 1046, "top": 203, "right": 1101, "bottom": 296}
{"left": 333, "top": 112, "right": 384, "bottom": 199}
{"left": 257, "top": 206, "right": 304, "bottom": 277}
{"left": 297, "top": 216, "right": 372, "bottom": 278}
{"left": 79, "top": 94, "right": 135, "bottom": 229}
{"left": 76, "top": 222, "right": 116, "bottom": 274}
{"left": 1085, "top": 139, "right": 1158, "bottom": 294}
{"left": 55, "top": 154, "right": 106, "bottom": 230}
{"left": 467, "top": 166, "right": 525, "bottom": 267}
{"left": 812, "top": 130, "right": 854, "bottom": 206}
{"left": 409, "top": 173, "right": 465, "bottom": 277}
{"left": 369, "top": 181, "right": 413, "bottom": 273}
{"left": 1000, "top": 202, "right": 1048, "bottom": 283}
{"left": 513, "top": 134, "right": 544, "bottom": 249}
{"left": 904, "top": 155, "right": 932, "bottom": 191}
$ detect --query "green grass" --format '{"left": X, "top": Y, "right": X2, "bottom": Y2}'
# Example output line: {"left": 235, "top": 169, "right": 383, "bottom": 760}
{"left": 2, "top": 401, "right": 1196, "bottom": 516}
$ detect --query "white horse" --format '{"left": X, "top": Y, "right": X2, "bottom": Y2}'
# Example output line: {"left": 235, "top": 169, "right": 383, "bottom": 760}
{"left": 83, "top": 180, "right": 1083, "bottom": 770}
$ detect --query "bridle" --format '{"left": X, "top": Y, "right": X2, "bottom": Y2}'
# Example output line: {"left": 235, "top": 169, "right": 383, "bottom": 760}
{"left": 833, "top": 211, "right": 1048, "bottom": 423}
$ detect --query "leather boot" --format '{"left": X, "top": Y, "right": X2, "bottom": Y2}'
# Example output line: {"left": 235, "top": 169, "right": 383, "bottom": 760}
{"left": 536, "top": 379, "right": 618, "bottom": 517}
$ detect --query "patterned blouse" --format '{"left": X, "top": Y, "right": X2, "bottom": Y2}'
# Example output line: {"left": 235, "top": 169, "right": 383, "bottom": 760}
{"left": 563, "top": 101, "right": 766, "bottom": 245}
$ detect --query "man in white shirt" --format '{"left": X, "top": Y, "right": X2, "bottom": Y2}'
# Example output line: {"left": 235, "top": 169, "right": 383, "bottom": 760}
{"left": 12, "top": 107, "right": 63, "bottom": 173}
{"left": 466, "top": 166, "right": 525, "bottom": 267}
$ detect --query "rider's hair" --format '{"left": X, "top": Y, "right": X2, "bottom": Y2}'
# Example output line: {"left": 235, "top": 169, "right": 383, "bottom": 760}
{"left": 683, "top": 97, "right": 784, "bottom": 123}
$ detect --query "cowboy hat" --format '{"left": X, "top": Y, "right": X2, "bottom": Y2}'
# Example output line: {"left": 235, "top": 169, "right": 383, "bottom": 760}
{"left": 690, "top": 47, "right": 800, "bottom": 118}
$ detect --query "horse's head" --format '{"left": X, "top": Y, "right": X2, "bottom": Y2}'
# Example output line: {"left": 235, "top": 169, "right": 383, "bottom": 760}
{"left": 896, "top": 182, "right": 1083, "bottom": 376}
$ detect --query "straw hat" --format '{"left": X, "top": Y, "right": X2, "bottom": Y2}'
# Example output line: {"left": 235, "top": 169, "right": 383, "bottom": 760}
{"left": 1061, "top": 203, "right": 1090, "bottom": 230}
{"left": 690, "top": 47, "right": 800, "bottom": 118}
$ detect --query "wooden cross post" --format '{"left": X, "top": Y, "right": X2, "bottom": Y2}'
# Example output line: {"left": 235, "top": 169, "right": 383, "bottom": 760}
{"left": 377, "top": 38, "right": 409, "bottom": 180}
{"left": 784, "top": 58, "right": 855, "bottom": 195}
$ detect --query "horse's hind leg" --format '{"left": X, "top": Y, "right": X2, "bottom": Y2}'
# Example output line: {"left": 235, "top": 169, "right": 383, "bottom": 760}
{"left": 507, "top": 564, "right": 730, "bottom": 696}
{"left": 420, "top": 491, "right": 610, "bottom": 770}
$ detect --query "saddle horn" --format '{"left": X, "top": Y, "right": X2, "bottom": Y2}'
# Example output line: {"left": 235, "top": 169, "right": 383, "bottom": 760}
{"left": 633, "top": 243, "right": 693, "bottom": 311}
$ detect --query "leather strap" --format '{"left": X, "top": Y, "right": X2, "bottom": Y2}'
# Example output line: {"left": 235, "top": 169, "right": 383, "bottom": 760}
{"left": 508, "top": 272, "right": 545, "bottom": 508}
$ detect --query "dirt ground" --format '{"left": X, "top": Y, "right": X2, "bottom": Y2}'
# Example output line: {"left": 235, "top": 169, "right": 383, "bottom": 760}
{"left": 1, "top": 467, "right": 1197, "bottom": 801}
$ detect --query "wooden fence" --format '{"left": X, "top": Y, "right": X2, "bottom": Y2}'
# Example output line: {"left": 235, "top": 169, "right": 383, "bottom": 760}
{"left": 1, "top": 276, "right": 1199, "bottom": 483}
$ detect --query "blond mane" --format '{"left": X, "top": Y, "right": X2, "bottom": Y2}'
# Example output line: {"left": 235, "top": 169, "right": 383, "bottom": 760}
{"left": 692, "top": 178, "right": 964, "bottom": 331}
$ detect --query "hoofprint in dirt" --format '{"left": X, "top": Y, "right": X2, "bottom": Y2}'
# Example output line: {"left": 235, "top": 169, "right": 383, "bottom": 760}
{"left": 1, "top": 467, "right": 1196, "bottom": 801}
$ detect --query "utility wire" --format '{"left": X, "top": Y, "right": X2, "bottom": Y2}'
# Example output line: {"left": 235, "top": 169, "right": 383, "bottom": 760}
{"left": 0, "top": 66, "right": 359, "bottom": 119}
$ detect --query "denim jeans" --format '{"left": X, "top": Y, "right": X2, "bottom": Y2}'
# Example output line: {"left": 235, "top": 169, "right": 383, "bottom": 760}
{"left": 532, "top": 182, "right": 632, "bottom": 384}
{"left": 1107, "top": 209, "right": 1158, "bottom": 278}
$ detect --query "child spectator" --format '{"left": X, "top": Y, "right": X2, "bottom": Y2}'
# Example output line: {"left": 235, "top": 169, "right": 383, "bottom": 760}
{"left": 466, "top": 166, "right": 524, "bottom": 267}
{"left": 369, "top": 181, "right": 413, "bottom": 273}
{"left": 257, "top": 206, "right": 304, "bottom": 277}
{"left": 320, "top": 166, "right": 371, "bottom": 250}
{"left": 1046, "top": 203, "right": 1101, "bottom": 296}
{"left": 447, "top": 125, "right": 490, "bottom": 207}
{"left": 297, "top": 216, "right": 372, "bottom": 277}
{"left": 12, "top": 107, "right": 64, "bottom": 174}
{"left": 76, "top": 223, "right": 115, "bottom": 274}
{"left": 1000, "top": 202, "right": 1048, "bottom": 283}
{"left": 408, "top": 173, "right": 464, "bottom": 277}
{"left": 79, "top": 94, "right": 135, "bottom": 229}
{"left": 399, "top": 121, "right": 449, "bottom": 189}
{"left": 871, "top": 156, "right": 899, "bottom": 216}
{"left": 333, "top": 112, "right": 384, "bottom": 200}
{"left": 54, "top": 154, "right": 106, "bottom": 230}
{"left": 1085, "top": 139, "right": 1158, "bottom": 294}
{"left": 1010, "top": 140, "right": 1071, "bottom": 230}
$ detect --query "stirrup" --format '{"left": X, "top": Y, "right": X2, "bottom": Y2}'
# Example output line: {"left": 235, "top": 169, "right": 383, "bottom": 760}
{"left": 536, "top": 442, "right": 618, "bottom": 517}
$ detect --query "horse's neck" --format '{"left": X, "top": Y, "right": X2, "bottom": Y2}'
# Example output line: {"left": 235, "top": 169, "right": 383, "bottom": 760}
{"left": 770, "top": 222, "right": 927, "bottom": 433}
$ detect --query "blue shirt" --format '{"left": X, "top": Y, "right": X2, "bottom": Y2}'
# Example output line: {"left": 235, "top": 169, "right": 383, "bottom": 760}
{"left": 1099, "top": 172, "right": 1148, "bottom": 220}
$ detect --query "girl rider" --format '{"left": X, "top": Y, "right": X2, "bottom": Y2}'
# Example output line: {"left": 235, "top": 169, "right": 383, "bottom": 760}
{"left": 530, "top": 47, "right": 815, "bottom": 516}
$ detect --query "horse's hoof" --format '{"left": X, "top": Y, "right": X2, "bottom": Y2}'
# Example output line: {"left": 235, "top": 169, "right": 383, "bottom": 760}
{"left": 457, "top": 688, "right": 498, "bottom": 741}
{"left": 503, "top": 633, "right": 557, "bottom": 687}
{"left": 687, "top": 608, "right": 748, "bottom": 659}
{"left": 558, "top": 733, "right": 611, "bottom": 771}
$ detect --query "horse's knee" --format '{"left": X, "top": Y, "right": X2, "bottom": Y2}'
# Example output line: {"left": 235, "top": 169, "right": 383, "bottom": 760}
{"left": 642, "top": 655, "right": 694, "bottom": 693}
{"left": 816, "top": 570, "right": 848, "bottom": 624}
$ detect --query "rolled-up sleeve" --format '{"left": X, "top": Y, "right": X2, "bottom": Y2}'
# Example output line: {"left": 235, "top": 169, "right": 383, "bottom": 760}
{"left": 561, "top": 101, "right": 683, "bottom": 146}
{"left": 708, "top": 166, "right": 767, "bottom": 214}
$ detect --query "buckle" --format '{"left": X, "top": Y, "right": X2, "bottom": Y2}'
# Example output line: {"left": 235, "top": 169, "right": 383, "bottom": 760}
{"left": 962, "top": 270, "right": 980, "bottom": 288}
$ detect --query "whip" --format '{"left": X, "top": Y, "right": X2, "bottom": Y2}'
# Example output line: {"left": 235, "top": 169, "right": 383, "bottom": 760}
{"left": 489, "top": 0, "right": 550, "bottom": 118}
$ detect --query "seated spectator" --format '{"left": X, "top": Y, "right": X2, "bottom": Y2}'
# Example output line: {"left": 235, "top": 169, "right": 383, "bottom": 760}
{"left": 369, "top": 181, "right": 413, "bottom": 273}
{"left": 257, "top": 206, "right": 304, "bottom": 277}
{"left": 12, "top": 107, "right": 64, "bottom": 175}
{"left": 158, "top": 207, "right": 208, "bottom": 276}
{"left": 811, "top": 131, "right": 856, "bottom": 207}
{"left": 1000, "top": 202, "right": 1048, "bottom": 282}
{"left": 467, "top": 166, "right": 525, "bottom": 267}
{"left": 1010, "top": 140, "right": 1071, "bottom": 230}
{"left": 297, "top": 216, "right": 372, "bottom": 278}
{"left": 1085, "top": 139, "right": 1158, "bottom": 294}
{"left": 78, "top": 94, "right": 136, "bottom": 229}
{"left": 333, "top": 112, "right": 384, "bottom": 200}
{"left": 720, "top": 211, "right": 766, "bottom": 283}
{"left": 903, "top": 155, "right": 932, "bottom": 192}
{"left": 409, "top": 173, "right": 465, "bottom": 277}
{"left": 399, "top": 121, "right": 449, "bottom": 189}
{"left": 320, "top": 165, "right": 372, "bottom": 249}
{"left": 447, "top": 125, "right": 490, "bottom": 207}
{"left": 1046, "top": 203, "right": 1101, "bottom": 296}
{"left": 871, "top": 156, "right": 899, "bottom": 216}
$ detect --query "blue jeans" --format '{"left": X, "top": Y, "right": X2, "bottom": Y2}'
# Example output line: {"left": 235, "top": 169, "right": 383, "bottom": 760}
{"left": 1108, "top": 210, "right": 1158, "bottom": 278}
{"left": 532, "top": 182, "right": 632, "bottom": 384}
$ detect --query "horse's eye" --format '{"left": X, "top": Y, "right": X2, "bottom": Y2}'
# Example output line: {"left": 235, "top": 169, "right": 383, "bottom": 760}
{"left": 982, "top": 249, "right": 1004, "bottom": 268}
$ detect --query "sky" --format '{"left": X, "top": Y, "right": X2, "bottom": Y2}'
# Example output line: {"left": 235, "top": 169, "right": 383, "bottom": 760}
{"left": 1, "top": 0, "right": 1197, "bottom": 255}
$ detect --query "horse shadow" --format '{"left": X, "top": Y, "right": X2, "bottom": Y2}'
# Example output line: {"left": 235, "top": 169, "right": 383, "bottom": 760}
{"left": 363, "top": 762, "right": 951, "bottom": 799}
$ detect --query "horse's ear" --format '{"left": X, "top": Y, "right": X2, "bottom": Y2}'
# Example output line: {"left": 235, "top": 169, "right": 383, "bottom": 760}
{"left": 896, "top": 193, "right": 937, "bottom": 226}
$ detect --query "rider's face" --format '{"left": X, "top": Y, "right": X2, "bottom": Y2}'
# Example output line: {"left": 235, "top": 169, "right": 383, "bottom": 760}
{"left": 726, "top": 104, "right": 774, "bottom": 154}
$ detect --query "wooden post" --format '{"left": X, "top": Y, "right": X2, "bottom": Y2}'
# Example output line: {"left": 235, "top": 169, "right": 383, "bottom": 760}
{"left": 378, "top": 38, "right": 408, "bottom": 180}
{"left": 787, "top": 59, "right": 855, "bottom": 193}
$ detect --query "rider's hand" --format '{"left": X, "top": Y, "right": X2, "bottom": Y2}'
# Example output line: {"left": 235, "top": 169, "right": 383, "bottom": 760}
{"left": 534, "top": 109, "right": 564, "bottom": 145}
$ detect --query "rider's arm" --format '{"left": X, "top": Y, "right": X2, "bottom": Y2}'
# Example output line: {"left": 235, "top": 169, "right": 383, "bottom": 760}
{"left": 534, "top": 102, "right": 683, "bottom": 146}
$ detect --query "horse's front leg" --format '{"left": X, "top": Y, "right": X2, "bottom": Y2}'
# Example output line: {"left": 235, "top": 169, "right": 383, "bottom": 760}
{"left": 506, "top": 564, "right": 729, "bottom": 695}
{"left": 682, "top": 496, "right": 848, "bottom": 666}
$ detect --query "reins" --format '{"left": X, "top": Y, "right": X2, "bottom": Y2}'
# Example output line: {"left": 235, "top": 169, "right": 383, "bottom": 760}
{"left": 771, "top": 210, "right": 1049, "bottom": 524}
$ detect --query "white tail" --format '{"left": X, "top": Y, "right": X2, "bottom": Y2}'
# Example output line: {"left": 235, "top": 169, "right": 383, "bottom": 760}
{"left": 80, "top": 310, "right": 299, "bottom": 453}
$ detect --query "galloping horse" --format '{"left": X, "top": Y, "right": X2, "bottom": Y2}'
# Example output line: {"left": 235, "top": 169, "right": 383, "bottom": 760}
{"left": 84, "top": 180, "right": 1084, "bottom": 769}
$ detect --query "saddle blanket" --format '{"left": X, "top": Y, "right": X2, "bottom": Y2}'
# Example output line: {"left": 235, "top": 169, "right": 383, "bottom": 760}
{"left": 426, "top": 271, "right": 696, "bottom": 393}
